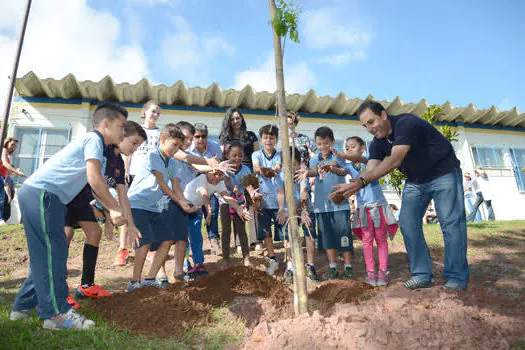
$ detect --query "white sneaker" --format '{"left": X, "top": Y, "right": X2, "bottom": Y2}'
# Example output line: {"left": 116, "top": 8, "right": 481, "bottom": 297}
{"left": 265, "top": 258, "right": 279, "bottom": 275}
{"left": 43, "top": 309, "right": 95, "bottom": 330}
{"left": 0, "top": 220, "right": 6, "bottom": 226}
{"left": 10, "top": 309, "right": 33, "bottom": 321}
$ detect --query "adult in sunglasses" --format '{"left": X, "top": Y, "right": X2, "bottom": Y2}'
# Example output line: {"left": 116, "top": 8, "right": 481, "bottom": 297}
{"left": 188, "top": 123, "right": 223, "bottom": 255}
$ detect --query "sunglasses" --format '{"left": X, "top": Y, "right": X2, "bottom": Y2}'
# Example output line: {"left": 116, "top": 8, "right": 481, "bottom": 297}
{"left": 194, "top": 134, "right": 208, "bottom": 139}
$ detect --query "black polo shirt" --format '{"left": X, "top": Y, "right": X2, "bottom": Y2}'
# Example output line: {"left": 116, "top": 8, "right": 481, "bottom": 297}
{"left": 368, "top": 114, "right": 460, "bottom": 184}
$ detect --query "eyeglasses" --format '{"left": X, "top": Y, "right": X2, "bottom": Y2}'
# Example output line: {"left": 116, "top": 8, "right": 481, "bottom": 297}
{"left": 194, "top": 134, "right": 208, "bottom": 139}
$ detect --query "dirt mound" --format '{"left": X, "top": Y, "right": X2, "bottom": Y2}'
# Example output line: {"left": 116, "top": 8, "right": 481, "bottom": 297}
{"left": 309, "top": 280, "right": 380, "bottom": 314}
{"left": 91, "top": 266, "right": 294, "bottom": 337}
{"left": 243, "top": 283, "right": 525, "bottom": 350}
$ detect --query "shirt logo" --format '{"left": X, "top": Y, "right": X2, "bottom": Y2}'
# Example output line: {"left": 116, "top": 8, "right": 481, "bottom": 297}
{"left": 115, "top": 169, "right": 121, "bottom": 177}
{"left": 167, "top": 170, "right": 172, "bottom": 178}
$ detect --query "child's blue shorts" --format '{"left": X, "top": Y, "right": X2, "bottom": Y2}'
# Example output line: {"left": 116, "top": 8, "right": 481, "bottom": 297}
{"left": 316, "top": 210, "right": 352, "bottom": 252}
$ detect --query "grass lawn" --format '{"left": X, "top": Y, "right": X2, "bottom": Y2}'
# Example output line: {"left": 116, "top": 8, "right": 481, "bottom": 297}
{"left": 0, "top": 220, "right": 524, "bottom": 349}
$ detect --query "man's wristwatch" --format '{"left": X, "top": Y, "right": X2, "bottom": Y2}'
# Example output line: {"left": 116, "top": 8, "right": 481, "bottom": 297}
{"left": 358, "top": 176, "right": 368, "bottom": 187}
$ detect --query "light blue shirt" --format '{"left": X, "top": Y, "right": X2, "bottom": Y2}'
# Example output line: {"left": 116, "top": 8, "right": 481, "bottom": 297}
{"left": 172, "top": 156, "right": 196, "bottom": 190}
{"left": 310, "top": 152, "right": 350, "bottom": 213}
{"left": 188, "top": 140, "right": 222, "bottom": 159}
{"left": 128, "top": 149, "right": 178, "bottom": 213}
{"left": 345, "top": 162, "right": 387, "bottom": 206}
{"left": 24, "top": 131, "right": 105, "bottom": 205}
{"left": 280, "top": 171, "right": 313, "bottom": 212}
{"left": 252, "top": 150, "right": 284, "bottom": 209}
{"left": 228, "top": 165, "right": 252, "bottom": 194}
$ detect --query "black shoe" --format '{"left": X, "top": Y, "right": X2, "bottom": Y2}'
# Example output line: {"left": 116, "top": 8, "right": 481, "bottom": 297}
{"left": 305, "top": 264, "right": 319, "bottom": 281}
{"left": 403, "top": 279, "right": 435, "bottom": 290}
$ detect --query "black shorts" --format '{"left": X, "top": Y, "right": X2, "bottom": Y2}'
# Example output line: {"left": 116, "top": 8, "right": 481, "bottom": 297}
{"left": 65, "top": 185, "right": 96, "bottom": 227}
{"left": 316, "top": 210, "right": 353, "bottom": 252}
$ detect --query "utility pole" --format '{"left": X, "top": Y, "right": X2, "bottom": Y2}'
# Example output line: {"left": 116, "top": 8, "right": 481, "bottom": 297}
{"left": 0, "top": 0, "right": 33, "bottom": 149}
{"left": 268, "top": 0, "right": 308, "bottom": 315}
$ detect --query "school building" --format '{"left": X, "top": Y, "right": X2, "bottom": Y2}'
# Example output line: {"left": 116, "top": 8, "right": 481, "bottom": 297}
{"left": 6, "top": 71, "right": 525, "bottom": 223}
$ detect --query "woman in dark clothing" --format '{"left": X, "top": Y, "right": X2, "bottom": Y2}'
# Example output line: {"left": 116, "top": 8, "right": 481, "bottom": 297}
{"left": 219, "top": 107, "right": 259, "bottom": 170}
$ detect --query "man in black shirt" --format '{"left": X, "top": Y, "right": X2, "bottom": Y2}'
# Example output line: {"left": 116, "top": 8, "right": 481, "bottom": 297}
{"left": 331, "top": 100, "right": 469, "bottom": 291}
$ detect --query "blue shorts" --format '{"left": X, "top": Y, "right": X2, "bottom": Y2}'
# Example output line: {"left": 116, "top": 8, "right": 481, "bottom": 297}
{"left": 65, "top": 185, "right": 96, "bottom": 226}
{"left": 316, "top": 210, "right": 352, "bottom": 252}
{"left": 166, "top": 201, "right": 189, "bottom": 242}
{"left": 257, "top": 208, "right": 284, "bottom": 241}
{"left": 132, "top": 208, "right": 170, "bottom": 247}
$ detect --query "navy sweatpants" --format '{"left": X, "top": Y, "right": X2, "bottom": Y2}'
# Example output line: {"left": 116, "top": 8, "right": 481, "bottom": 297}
{"left": 12, "top": 185, "right": 71, "bottom": 320}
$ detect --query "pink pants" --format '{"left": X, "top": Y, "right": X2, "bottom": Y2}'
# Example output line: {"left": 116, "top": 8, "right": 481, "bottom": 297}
{"left": 360, "top": 207, "right": 388, "bottom": 272}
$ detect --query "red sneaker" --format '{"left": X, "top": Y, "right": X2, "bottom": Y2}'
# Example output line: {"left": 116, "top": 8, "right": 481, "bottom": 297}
{"left": 75, "top": 284, "right": 113, "bottom": 299}
{"left": 114, "top": 248, "right": 129, "bottom": 266}
{"left": 67, "top": 294, "right": 80, "bottom": 309}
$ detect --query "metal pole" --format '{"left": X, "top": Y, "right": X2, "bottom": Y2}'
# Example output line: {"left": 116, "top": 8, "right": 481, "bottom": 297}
{"left": 0, "top": 0, "right": 33, "bottom": 149}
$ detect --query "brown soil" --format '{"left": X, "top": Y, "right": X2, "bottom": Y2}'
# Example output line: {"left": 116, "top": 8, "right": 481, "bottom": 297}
{"left": 259, "top": 167, "right": 277, "bottom": 179}
{"left": 241, "top": 174, "right": 259, "bottom": 189}
{"left": 90, "top": 266, "right": 294, "bottom": 337}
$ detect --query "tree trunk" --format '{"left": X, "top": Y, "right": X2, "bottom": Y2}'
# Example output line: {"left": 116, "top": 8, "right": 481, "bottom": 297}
{"left": 268, "top": 0, "right": 308, "bottom": 315}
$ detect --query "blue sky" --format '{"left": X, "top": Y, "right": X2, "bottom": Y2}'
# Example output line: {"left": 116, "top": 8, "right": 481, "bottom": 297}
{"left": 1, "top": 0, "right": 524, "bottom": 111}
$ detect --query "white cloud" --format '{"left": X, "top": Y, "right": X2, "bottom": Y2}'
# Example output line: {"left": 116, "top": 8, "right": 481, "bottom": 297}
{"left": 0, "top": 0, "right": 150, "bottom": 112}
{"left": 160, "top": 16, "right": 235, "bottom": 86}
{"left": 233, "top": 55, "right": 317, "bottom": 94}
{"left": 303, "top": 7, "right": 372, "bottom": 65}
{"left": 127, "top": 0, "right": 180, "bottom": 7}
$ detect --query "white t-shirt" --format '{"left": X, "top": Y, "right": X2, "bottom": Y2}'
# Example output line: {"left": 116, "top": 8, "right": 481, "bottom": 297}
{"left": 129, "top": 126, "right": 160, "bottom": 176}
{"left": 473, "top": 175, "right": 493, "bottom": 200}
{"left": 184, "top": 174, "right": 227, "bottom": 208}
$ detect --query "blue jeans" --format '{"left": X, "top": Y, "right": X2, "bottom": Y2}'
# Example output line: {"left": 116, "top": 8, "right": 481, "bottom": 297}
{"left": 467, "top": 192, "right": 495, "bottom": 222}
{"left": 0, "top": 176, "right": 5, "bottom": 220}
{"left": 13, "top": 185, "right": 70, "bottom": 319}
{"left": 464, "top": 193, "right": 481, "bottom": 222}
{"left": 399, "top": 171, "right": 470, "bottom": 289}
{"left": 203, "top": 195, "right": 220, "bottom": 240}
{"left": 188, "top": 211, "right": 204, "bottom": 265}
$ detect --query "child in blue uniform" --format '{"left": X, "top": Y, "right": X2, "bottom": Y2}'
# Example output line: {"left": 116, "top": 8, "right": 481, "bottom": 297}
{"left": 126, "top": 124, "right": 197, "bottom": 291}
{"left": 297, "top": 126, "right": 354, "bottom": 280}
{"left": 251, "top": 124, "right": 286, "bottom": 275}
{"left": 10, "top": 103, "right": 128, "bottom": 330}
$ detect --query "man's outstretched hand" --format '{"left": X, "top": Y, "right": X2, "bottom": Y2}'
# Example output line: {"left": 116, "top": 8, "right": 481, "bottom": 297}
{"left": 329, "top": 179, "right": 363, "bottom": 199}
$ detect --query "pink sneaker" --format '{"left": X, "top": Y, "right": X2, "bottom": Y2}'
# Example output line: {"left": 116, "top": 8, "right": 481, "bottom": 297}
{"left": 365, "top": 270, "right": 377, "bottom": 287}
{"left": 377, "top": 269, "right": 388, "bottom": 286}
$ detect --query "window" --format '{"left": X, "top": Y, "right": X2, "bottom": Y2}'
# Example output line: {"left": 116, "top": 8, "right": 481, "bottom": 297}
{"left": 11, "top": 127, "right": 71, "bottom": 183}
{"left": 510, "top": 147, "right": 525, "bottom": 192}
{"left": 471, "top": 145, "right": 507, "bottom": 168}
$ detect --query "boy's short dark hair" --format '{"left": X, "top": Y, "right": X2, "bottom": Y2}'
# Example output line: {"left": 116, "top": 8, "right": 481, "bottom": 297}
{"left": 92, "top": 103, "right": 128, "bottom": 128}
{"left": 259, "top": 124, "right": 279, "bottom": 138}
{"left": 314, "top": 126, "right": 335, "bottom": 141}
{"left": 176, "top": 121, "right": 196, "bottom": 135}
{"left": 290, "top": 146, "right": 301, "bottom": 164}
{"left": 161, "top": 123, "right": 184, "bottom": 141}
{"left": 346, "top": 136, "right": 365, "bottom": 147}
{"left": 124, "top": 120, "right": 147, "bottom": 141}
{"left": 355, "top": 100, "right": 385, "bottom": 118}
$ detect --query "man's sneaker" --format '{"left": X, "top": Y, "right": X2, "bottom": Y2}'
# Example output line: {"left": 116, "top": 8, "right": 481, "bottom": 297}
{"left": 114, "top": 248, "right": 129, "bottom": 266}
{"left": 403, "top": 279, "right": 435, "bottom": 290}
{"left": 443, "top": 281, "right": 465, "bottom": 291}
{"left": 126, "top": 280, "right": 143, "bottom": 292}
{"left": 10, "top": 309, "right": 33, "bottom": 321}
{"left": 376, "top": 269, "right": 388, "bottom": 287}
{"left": 305, "top": 264, "right": 319, "bottom": 281}
{"left": 67, "top": 295, "right": 80, "bottom": 309}
{"left": 156, "top": 276, "right": 170, "bottom": 288}
{"left": 283, "top": 267, "right": 294, "bottom": 283}
{"left": 327, "top": 267, "right": 339, "bottom": 280}
{"left": 343, "top": 266, "right": 355, "bottom": 280}
{"left": 210, "top": 238, "right": 221, "bottom": 256}
{"left": 43, "top": 309, "right": 95, "bottom": 330}
{"left": 365, "top": 270, "right": 377, "bottom": 287}
{"left": 75, "top": 284, "right": 113, "bottom": 299}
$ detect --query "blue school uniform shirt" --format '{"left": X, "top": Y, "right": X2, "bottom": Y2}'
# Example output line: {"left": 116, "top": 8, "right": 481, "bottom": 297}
{"left": 279, "top": 171, "right": 313, "bottom": 212}
{"left": 188, "top": 140, "right": 223, "bottom": 159}
{"left": 228, "top": 165, "right": 252, "bottom": 194}
{"left": 128, "top": 148, "right": 178, "bottom": 213}
{"left": 24, "top": 131, "right": 106, "bottom": 205}
{"left": 172, "top": 156, "right": 196, "bottom": 191}
{"left": 310, "top": 152, "right": 350, "bottom": 213}
{"left": 251, "top": 150, "right": 284, "bottom": 209}
{"left": 345, "top": 162, "right": 387, "bottom": 206}
{"left": 368, "top": 114, "right": 460, "bottom": 184}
